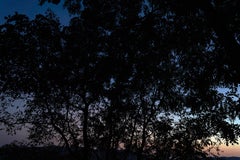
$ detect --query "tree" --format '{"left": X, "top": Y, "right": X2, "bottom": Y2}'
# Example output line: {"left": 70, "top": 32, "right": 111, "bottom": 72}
{"left": 1, "top": 0, "right": 240, "bottom": 159}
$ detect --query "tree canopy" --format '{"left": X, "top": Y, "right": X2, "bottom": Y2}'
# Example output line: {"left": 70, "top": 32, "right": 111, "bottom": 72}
{"left": 1, "top": 0, "right": 240, "bottom": 159}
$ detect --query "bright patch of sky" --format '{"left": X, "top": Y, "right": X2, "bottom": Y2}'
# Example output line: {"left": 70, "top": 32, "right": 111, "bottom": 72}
{"left": 217, "top": 85, "right": 240, "bottom": 124}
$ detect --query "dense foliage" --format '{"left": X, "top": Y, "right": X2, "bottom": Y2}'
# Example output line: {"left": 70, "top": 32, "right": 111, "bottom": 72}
{"left": 1, "top": 0, "right": 240, "bottom": 159}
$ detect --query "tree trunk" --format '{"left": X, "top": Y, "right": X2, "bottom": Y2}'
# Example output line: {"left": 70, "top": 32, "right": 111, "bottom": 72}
{"left": 129, "top": 117, "right": 137, "bottom": 150}
{"left": 139, "top": 120, "right": 147, "bottom": 158}
{"left": 83, "top": 105, "right": 90, "bottom": 160}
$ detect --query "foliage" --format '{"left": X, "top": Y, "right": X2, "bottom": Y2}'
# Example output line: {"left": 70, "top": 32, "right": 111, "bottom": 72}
{"left": 1, "top": 0, "right": 240, "bottom": 159}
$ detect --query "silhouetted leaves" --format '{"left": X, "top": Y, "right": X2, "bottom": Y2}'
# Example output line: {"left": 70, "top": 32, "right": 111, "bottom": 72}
{"left": 1, "top": 1, "right": 240, "bottom": 159}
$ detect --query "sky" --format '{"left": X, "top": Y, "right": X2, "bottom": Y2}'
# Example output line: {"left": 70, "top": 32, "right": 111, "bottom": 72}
{"left": 0, "top": 0, "right": 71, "bottom": 25}
{"left": 0, "top": 0, "right": 240, "bottom": 157}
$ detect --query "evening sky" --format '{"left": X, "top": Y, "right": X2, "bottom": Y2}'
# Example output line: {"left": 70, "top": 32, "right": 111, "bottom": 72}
{"left": 0, "top": 0, "right": 240, "bottom": 157}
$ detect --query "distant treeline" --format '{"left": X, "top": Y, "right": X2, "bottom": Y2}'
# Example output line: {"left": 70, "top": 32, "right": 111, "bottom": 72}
{"left": 1, "top": 144, "right": 237, "bottom": 160}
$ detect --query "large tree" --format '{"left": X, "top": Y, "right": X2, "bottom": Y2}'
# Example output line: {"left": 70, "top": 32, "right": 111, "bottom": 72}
{"left": 1, "top": 0, "right": 240, "bottom": 159}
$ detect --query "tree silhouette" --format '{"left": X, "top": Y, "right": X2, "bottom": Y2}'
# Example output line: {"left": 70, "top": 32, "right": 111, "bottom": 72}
{"left": 1, "top": 0, "right": 240, "bottom": 159}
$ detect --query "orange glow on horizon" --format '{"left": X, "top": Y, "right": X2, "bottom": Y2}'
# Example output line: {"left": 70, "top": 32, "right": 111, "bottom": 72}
{"left": 218, "top": 144, "right": 240, "bottom": 157}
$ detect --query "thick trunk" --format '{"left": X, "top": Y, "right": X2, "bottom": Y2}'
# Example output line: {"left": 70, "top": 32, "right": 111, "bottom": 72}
{"left": 139, "top": 119, "right": 147, "bottom": 155}
{"left": 83, "top": 105, "right": 89, "bottom": 160}
{"left": 106, "top": 106, "right": 113, "bottom": 150}
{"left": 129, "top": 117, "right": 137, "bottom": 150}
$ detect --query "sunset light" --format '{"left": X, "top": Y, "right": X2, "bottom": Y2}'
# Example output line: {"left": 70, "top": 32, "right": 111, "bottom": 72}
{"left": 1, "top": 0, "right": 240, "bottom": 160}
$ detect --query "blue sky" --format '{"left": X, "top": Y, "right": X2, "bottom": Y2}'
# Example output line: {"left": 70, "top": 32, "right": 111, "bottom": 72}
{"left": 0, "top": 0, "right": 71, "bottom": 25}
